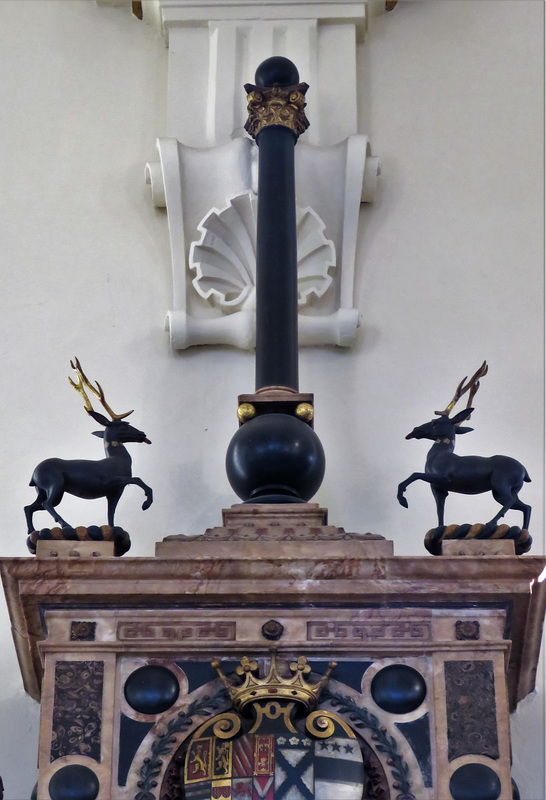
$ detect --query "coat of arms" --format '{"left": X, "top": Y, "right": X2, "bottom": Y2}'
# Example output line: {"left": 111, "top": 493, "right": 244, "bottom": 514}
{"left": 183, "top": 655, "right": 364, "bottom": 799}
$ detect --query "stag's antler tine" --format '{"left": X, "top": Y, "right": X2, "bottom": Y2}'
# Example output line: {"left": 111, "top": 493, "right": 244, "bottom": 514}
{"left": 69, "top": 358, "right": 133, "bottom": 421}
{"left": 68, "top": 373, "right": 94, "bottom": 412}
{"left": 435, "top": 361, "right": 488, "bottom": 417}
{"left": 460, "top": 361, "right": 488, "bottom": 416}
{"left": 69, "top": 359, "right": 95, "bottom": 413}
{"left": 435, "top": 375, "right": 467, "bottom": 417}
{"left": 94, "top": 379, "right": 134, "bottom": 421}
{"left": 466, "top": 360, "right": 488, "bottom": 390}
{"left": 459, "top": 360, "right": 488, "bottom": 406}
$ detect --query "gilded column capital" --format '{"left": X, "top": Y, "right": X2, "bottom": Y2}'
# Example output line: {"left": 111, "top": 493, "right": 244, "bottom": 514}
{"left": 244, "top": 82, "right": 310, "bottom": 140}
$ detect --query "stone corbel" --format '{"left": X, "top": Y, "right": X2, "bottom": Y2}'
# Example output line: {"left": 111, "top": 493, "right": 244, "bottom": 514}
{"left": 149, "top": 135, "right": 379, "bottom": 349}
{"left": 99, "top": 0, "right": 383, "bottom": 349}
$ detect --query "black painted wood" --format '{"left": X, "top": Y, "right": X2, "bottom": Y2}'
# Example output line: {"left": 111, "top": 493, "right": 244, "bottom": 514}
{"left": 255, "top": 124, "right": 299, "bottom": 391}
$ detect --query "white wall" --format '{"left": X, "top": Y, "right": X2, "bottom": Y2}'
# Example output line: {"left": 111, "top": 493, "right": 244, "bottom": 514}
{"left": 0, "top": 1, "right": 543, "bottom": 797}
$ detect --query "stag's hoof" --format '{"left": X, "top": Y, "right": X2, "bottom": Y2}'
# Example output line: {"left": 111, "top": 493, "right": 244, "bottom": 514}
{"left": 424, "top": 523, "right": 532, "bottom": 556}
{"left": 26, "top": 525, "right": 131, "bottom": 557}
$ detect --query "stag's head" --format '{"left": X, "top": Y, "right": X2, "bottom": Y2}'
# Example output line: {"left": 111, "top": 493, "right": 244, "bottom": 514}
{"left": 69, "top": 358, "right": 151, "bottom": 445}
{"left": 406, "top": 361, "right": 488, "bottom": 442}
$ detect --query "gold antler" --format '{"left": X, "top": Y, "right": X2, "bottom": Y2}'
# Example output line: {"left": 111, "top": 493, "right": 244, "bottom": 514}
{"left": 68, "top": 357, "right": 133, "bottom": 420}
{"left": 435, "top": 361, "right": 488, "bottom": 418}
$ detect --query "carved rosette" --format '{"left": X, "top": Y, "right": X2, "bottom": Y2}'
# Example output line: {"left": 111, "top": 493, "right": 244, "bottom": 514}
{"left": 244, "top": 82, "right": 310, "bottom": 139}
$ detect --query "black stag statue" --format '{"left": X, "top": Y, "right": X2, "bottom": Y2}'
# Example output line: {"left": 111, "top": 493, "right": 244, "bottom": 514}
{"left": 397, "top": 362, "right": 531, "bottom": 532}
{"left": 25, "top": 358, "right": 153, "bottom": 533}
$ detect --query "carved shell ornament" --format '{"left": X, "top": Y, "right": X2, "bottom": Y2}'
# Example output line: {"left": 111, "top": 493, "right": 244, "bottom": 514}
{"left": 190, "top": 191, "right": 336, "bottom": 311}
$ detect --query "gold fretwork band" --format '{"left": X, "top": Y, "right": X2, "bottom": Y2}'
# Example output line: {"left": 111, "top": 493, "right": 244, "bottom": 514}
{"left": 244, "top": 82, "right": 310, "bottom": 139}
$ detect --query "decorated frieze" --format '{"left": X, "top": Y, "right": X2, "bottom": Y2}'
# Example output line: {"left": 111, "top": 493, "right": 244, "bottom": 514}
{"left": 118, "top": 621, "right": 237, "bottom": 643}
{"left": 40, "top": 607, "right": 507, "bottom": 653}
{"left": 307, "top": 619, "right": 433, "bottom": 643}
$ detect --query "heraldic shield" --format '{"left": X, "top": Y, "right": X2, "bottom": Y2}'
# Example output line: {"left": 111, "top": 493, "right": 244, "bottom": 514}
{"left": 183, "top": 655, "right": 364, "bottom": 800}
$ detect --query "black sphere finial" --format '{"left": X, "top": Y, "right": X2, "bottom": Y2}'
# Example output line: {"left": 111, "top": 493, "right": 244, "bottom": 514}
{"left": 255, "top": 56, "right": 300, "bottom": 88}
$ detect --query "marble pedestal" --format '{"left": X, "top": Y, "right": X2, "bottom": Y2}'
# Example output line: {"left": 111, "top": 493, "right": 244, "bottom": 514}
{"left": 2, "top": 504, "right": 545, "bottom": 800}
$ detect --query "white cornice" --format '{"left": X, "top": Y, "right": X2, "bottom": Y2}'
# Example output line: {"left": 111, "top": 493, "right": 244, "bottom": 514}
{"left": 97, "top": 0, "right": 395, "bottom": 44}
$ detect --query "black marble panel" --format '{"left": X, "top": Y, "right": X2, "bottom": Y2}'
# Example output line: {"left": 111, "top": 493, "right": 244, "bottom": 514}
{"left": 396, "top": 713, "right": 432, "bottom": 787}
{"left": 50, "top": 660, "right": 103, "bottom": 762}
{"left": 309, "top": 660, "right": 373, "bottom": 693}
{"left": 118, "top": 713, "right": 154, "bottom": 786}
{"left": 175, "top": 660, "right": 241, "bottom": 693}
{"left": 445, "top": 660, "right": 499, "bottom": 761}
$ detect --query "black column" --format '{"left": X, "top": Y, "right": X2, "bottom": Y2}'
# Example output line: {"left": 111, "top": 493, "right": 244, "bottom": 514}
{"left": 255, "top": 124, "right": 299, "bottom": 391}
{"left": 225, "top": 58, "right": 324, "bottom": 505}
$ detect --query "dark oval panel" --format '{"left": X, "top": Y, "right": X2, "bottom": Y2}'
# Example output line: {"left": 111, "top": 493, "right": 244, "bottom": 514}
{"left": 49, "top": 765, "right": 99, "bottom": 800}
{"left": 371, "top": 664, "right": 427, "bottom": 714}
{"left": 449, "top": 763, "right": 501, "bottom": 800}
{"left": 124, "top": 664, "right": 180, "bottom": 715}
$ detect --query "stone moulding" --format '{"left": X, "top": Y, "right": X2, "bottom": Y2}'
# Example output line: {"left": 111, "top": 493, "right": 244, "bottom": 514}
{"left": 1, "top": 543, "right": 545, "bottom": 712}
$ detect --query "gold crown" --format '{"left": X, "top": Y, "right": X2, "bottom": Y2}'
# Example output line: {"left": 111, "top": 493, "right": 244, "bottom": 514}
{"left": 211, "top": 653, "right": 335, "bottom": 712}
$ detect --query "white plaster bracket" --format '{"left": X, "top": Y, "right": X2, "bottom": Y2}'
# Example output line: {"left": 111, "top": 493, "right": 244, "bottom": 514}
{"left": 98, "top": 0, "right": 383, "bottom": 350}
{"left": 151, "top": 134, "right": 379, "bottom": 349}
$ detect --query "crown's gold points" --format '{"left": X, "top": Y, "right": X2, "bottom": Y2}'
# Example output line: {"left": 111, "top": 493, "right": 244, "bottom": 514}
{"left": 212, "top": 654, "right": 335, "bottom": 712}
